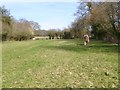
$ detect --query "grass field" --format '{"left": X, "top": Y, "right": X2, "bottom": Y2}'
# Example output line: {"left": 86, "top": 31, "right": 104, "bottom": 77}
{"left": 2, "top": 39, "right": 118, "bottom": 88}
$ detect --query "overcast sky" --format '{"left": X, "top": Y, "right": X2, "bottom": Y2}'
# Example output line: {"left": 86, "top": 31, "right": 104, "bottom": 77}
{"left": 2, "top": 2, "right": 80, "bottom": 30}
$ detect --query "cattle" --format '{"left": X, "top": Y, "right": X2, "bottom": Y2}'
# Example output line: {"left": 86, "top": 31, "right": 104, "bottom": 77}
{"left": 83, "top": 34, "right": 90, "bottom": 45}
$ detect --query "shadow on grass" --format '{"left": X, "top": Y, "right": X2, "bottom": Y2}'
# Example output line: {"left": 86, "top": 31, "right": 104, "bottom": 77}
{"left": 42, "top": 42, "right": 118, "bottom": 53}
{"left": 88, "top": 44, "right": 118, "bottom": 53}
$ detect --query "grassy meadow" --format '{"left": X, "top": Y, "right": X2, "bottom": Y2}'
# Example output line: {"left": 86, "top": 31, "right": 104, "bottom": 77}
{"left": 2, "top": 39, "right": 118, "bottom": 88}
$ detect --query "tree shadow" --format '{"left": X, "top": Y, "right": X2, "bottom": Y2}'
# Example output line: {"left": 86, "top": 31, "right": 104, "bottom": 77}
{"left": 42, "top": 43, "right": 118, "bottom": 53}
{"left": 88, "top": 44, "right": 118, "bottom": 53}
{"left": 43, "top": 45, "right": 86, "bottom": 52}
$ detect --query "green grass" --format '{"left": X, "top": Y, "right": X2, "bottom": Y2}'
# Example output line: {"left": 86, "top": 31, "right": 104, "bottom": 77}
{"left": 2, "top": 39, "right": 118, "bottom": 88}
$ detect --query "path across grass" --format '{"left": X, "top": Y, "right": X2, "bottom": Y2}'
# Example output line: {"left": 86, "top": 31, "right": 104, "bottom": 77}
{"left": 2, "top": 39, "right": 118, "bottom": 88}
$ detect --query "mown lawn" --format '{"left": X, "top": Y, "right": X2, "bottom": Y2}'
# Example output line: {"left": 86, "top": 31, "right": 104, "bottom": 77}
{"left": 2, "top": 39, "right": 118, "bottom": 88}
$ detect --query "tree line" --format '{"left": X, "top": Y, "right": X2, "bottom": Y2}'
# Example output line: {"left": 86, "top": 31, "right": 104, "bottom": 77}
{"left": 42, "top": 2, "right": 120, "bottom": 43}
{"left": 0, "top": 6, "right": 74, "bottom": 41}
{"left": 46, "top": 2, "right": 120, "bottom": 43}
{"left": 1, "top": 2, "right": 120, "bottom": 43}
{"left": 1, "top": 6, "right": 41, "bottom": 41}
{"left": 70, "top": 2, "right": 120, "bottom": 43}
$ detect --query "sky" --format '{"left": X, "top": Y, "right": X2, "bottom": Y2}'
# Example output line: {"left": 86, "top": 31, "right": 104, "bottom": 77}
{"left": 1, "top": 2, "right": 79, "bottom": 30}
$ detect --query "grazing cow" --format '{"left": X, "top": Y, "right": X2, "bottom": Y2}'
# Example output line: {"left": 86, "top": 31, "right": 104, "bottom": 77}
{"left": 83, "top": 34, "right": 90, "bottom": 45}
